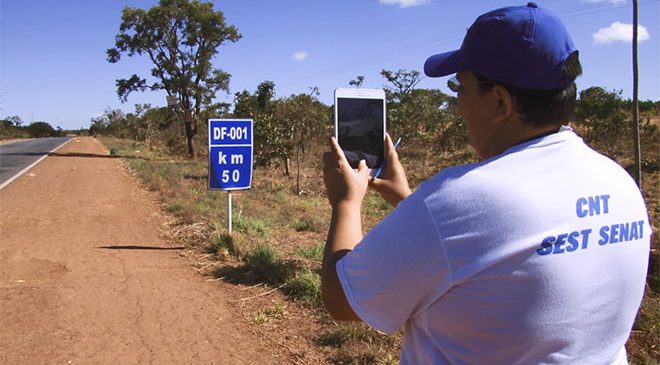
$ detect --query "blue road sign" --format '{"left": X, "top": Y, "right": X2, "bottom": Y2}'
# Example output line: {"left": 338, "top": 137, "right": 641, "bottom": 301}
{"left": 208, "top": 119, "right": 253, "bottom": 190}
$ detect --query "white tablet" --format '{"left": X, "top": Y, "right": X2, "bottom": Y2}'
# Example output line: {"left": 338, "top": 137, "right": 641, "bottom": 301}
{"left": 334, "top": 88, "right": 386, "bottom": 172}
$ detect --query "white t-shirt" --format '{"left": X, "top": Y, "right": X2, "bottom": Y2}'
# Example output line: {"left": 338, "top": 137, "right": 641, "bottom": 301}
{"left": 337, "top": 129, "right": 650, "bottom": 365}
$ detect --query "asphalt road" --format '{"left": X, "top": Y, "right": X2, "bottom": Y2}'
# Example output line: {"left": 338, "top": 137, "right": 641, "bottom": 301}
{"left": 0, "top": 137, "right": 72, "bottom": 187}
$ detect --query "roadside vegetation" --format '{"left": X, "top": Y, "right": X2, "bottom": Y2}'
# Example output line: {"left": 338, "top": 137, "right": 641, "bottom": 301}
{"left": 0, "top": 116, "right": 71, "bottom": 140}
{"left": 95, "top": 82, "right": 659, "bottom": 363}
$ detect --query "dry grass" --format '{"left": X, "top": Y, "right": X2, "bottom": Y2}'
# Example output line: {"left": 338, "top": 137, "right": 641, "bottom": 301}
{"left": 100, "top": 131, "right": 659, "bottom": 364}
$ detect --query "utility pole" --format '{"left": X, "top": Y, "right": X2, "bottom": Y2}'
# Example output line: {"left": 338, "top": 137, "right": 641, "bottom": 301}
{"left": 631, "top": 0, "right": 642, "bottom": 187}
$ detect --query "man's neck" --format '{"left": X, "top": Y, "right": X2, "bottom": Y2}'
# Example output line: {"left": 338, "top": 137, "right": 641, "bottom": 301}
{"left": 484, "top": 121, "right": 561, "bottom": 159}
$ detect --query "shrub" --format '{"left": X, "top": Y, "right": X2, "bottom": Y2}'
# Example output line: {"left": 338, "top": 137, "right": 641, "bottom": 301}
{"left": 284, "top": 268, "right": 321, "bottom": 302}
{"left": 243, "top": 243, "right": 291, "bottom": 284}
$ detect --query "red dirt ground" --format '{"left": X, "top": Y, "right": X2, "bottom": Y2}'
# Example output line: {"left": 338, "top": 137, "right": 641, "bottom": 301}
{"left": 0, "top": 137, "right": 281, "bottom": 364}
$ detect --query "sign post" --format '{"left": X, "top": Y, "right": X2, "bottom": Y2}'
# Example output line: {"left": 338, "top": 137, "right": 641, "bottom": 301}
{"left": 166, "top": 95, "right": 178, "bottom": 108}
{"left": 208, "top": 119, "right": 253, "bottom": 235}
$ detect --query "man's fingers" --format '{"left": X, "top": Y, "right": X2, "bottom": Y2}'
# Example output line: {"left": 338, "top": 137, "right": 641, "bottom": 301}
{"left": 322, "top": 151, "right": 336, "bottom": 168}
{"left": 385, "top": 133, "right": 393, "bottom": 149}
{"left": 357, "top": 159, "right": 369, "bottom": 177}
{"left": 368, "top": 176, "right": 383, "bottom": 188}
{"left": 324, "top": 140, "right": 352, "bottom": 176}
{"left": 384, "top": 134, "right": 399, "bottom": 161}
{"left": 328, "top": 136, "right": 349, "bottom": 164}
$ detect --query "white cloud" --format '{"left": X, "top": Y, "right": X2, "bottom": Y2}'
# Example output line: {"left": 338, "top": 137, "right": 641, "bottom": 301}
{"left": 593, "top": 22, "right": 650, "bottom": 44}
{"left": 379, "top": 0, "right": 430, "bottom": 9}
{"left": 292, "top": 51, "right": 308, "bottom": 61}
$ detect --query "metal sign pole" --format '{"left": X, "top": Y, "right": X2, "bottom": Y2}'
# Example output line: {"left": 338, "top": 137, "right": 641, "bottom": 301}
{"left": 227, "top": 191, "right": 233, "bottom": 235}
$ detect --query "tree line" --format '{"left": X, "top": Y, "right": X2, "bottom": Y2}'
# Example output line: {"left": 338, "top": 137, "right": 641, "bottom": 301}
{"left": 82, "top": 72, "right": 658, "bottom": 167}
{"left": 0, "top": 116, "right": 68, "bottom": 139}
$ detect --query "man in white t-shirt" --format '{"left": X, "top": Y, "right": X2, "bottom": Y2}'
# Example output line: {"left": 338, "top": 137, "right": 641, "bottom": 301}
{"left": 322, "top": 3, "right": 651, "bottom": 364}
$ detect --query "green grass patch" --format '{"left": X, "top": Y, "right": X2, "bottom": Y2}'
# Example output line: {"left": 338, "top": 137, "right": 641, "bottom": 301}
{"left": 207, "top": 232, "right": 239, "bottom": 257}
{"left": 243, "top": 243, "right": 292, "bottom": 284}
{"left": 283, "top": 268, "right": 321, "bottom": 303}
{"left": 251, "top": 300, "right": 288, "bottom": 326}
{"left": 167, "top": 200, "right": 189, "bottom": 214}
{"left": 292, "top": 215, "right": 323, "bottom": 232}
{"left": 317, "top": 323, "right": 383, "bottom": 348}
{"left": 294, "top": 243, "right": 324, "bottom": 262}
{"left": 317, "top": 323, "right": 402, "bottom": 365}
{"left": 234, "top": 216, "right": 270, "bottom": 236}
{"left": 363, "top": 192, "right": 393, "bottom": 216}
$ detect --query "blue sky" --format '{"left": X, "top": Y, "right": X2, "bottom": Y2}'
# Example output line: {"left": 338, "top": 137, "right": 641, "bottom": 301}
{"left": 1, "top": 0, "right": 658, "bottom": 130}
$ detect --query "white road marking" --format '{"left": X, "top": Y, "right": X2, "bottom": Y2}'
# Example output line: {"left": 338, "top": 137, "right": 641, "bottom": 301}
{"left": 0, "top": 138, "right": 74, "bottom": 191}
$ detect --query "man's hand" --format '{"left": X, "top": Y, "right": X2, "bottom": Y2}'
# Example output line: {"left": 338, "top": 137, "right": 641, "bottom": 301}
{"left": 370, "top": 134, "right": 412, "bottom": 207}
{"left": 323, "top": 137, "right": 370, "bottom": 209}
{"left": 321, "top": 136, "right": 366, "bottom": 322}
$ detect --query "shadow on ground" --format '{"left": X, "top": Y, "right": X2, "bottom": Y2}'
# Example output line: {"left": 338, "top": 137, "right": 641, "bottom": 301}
{"left": 96, "top": 245, "right": 187, "bottom": 250}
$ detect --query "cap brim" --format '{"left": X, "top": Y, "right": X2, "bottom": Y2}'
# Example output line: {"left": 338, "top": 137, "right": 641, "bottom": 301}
{"left": 424, "top": 50, "right": 464, "bottom": 78}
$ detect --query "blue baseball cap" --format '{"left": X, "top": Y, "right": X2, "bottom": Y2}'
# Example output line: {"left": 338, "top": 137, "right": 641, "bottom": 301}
{"left": 424, "top": 2, "right": 578, "bottom": 90}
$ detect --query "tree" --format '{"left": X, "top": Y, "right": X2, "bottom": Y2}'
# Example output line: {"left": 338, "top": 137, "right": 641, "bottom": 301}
{"left": 349, "top": 76, "right": 364, "bottom": 88}
{"left": 380, "top": 69, "right": 423, "bottom": 98}
{"left": 0, "top": 116, "right": 28, "bottom": 139}
{"left": 107, "top": 0, "right": 241, "bottom": 158}
{"left": 105, "top": 108, "right": 128, "bottom": 138}
{"left": 89, "top": 116, "right": 108, "bottom": 136}
{"left": 276, "top": 88, "right": 330, "bottom": 193}
{"left": 575, "top": 87, "right": 629, "bottom": 157}
{"left": 4, "top": 115, "right": 23, "bottom": 127}
{"left": 380, "top": 68, "right": 425, "bottom": 141}
{"left": 233, "top": 81, "right": 287, "bottom": 167}
{"left": 379, "top": 69, "right": 460, "bottom": 154}
{"left": 26, "top": 122, "right": 56, "bottom": 138}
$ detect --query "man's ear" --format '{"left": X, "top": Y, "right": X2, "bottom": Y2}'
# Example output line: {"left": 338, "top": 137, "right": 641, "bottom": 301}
{"left": 491, "top": 85, "right": 514, "bottom": 124}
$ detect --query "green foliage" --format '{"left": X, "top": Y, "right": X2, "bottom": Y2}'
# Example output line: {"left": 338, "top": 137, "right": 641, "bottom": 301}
{"left": 0, "top": 116, "right": 29, "bottom": 139}
{"left": 283, "top": 268, "right": 321, "bottom": 302}
{"left": 294, "top": 243, "right": 324, "bottom": 262}
{"left": 233, "top": 82, "right": 288, "bottom": 167}
{"left": 232, "top": 81, "right": 331, "bottom": 177}
{"left": 89, "top": 105, "right": 199, "bottom": 156}
{"left": 275, "top": 90, "right": 331, "bottom": 193}
{"left": 90, "top": 108, "right": 128, "bottom": 138}
{"left": 575, "top": 87, "right": 630, "bottom": 157}
{"left": 380, "top": 69, "right": 463, "bottom": 153}
{"left": 208, "top": 232, "right": 238, "bottom": 256}
{"left": 107, "top": 0, "right": 241, "bottom": 157}
{"left": 253, "top": 113, "right": 289, "bottom": 167}
{"left": 167, "top": 200, "right": 188, "bottom": 214}
{"left": 292, "top": 215, "right": 323, "bottom": 232}
{"left": 381, "top": 69, "right": 422, "bottom": 96}
{"left": 349, "top": 75, "right": 365, "bottom": 88}
{"left": 243, "top": 243, "right": 292, "bottom": 284}
{"left": 251, "top": 300, "right": 288, "bottom": 325}
{"left": 317, "top": 322, "right": 399, "bottom": 349}
{"left": 26, "top": 121, "right": 61, "bottom": 138}
{"left": 2, "top": 115, "right": 23, "bottom": 127}
{"left": 234, "top": 216, "right": 269, "bottom": 237}
{"left": 317, "top": 323, "right": 403, "bottom": 364}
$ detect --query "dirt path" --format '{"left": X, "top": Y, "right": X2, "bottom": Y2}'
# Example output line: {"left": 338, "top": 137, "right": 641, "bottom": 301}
{"left": 0, "top": 137, "right": 278, "bottom": 364}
